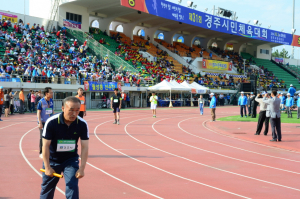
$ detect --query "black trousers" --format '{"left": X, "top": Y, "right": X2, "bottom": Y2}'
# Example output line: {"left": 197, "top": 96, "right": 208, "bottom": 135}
{"left": 248, "top": 105, "right": 251, "bottom": 116}
{"left": 39, "top": 123, "right": 45, "bottom": 154}
{"left": 270, "top": 117, "right": 281, "bottom": 141}
{"left": 79, "top": 111, "right": 84, "bottom": 118}
{"left": 286, "top": 107, "right": 292, "bottom": 118}
{"left": 28, "top": 100, "right": 31, "bottom": 110}
{"left": 19, "top": 100, "right": 24, "bottom": 114}
{"left": 251, "top": 106, "right": 257, "bottom": 118}
{"left": 240, "top": 105, "right": 247, "bottom": 117}
{"left": 10, "top": 104, "right": 14, "bottom": 114}
{"left": 256, "top": 111, "right": 269, "bottom": 135}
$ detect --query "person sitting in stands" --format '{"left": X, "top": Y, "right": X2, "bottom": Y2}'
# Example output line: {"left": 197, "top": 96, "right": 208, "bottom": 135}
{"left": 103, "top": 30, "right": 108, "bottom": 36}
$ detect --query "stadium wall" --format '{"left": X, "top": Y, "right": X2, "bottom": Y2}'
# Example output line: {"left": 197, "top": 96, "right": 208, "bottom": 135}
{"left": 59, "top": 3, "right": 89, "bottom": 32}
{"left": 256, "top": 44, "right": 272, "bottom": 60}
{"left": 0, "top": 10, "right": 57, "bottom": 29}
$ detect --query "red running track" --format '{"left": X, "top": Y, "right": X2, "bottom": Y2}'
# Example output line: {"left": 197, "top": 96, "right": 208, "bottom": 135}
{"left": 0, "top": 107, "right": 299, "bottom": 198}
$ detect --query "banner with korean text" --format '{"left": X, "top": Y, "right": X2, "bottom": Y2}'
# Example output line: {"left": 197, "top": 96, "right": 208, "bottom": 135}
{"left": 84, "top": 81, "right": 118, "bottom": 91}
{"left": 120, "top": 0, "right": 300, "bottom": 46}
{"left": 0, "top": 12, "right": 18, "bottom": 23}
{"left": 63, "top": 19, "right": 81, "bottom": 29}
{"left": 274, "top": 57, "right": 283, "bottom": 63}
{"left": 202, "top": 59, "right": 232, "bottom": 71}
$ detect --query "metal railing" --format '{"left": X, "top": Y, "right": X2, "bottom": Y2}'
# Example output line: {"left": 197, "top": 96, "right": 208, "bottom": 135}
{"left": 66, "top": 28, "right": 138, "bottom": 73}
{"left": 0, "top": 74, "right": 156, "bottom": 87}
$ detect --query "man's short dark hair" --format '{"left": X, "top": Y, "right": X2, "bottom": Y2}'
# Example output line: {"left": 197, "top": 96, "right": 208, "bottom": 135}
{"left": 272, "top": 90, "right": 277, "bottom": 96}
{"left": 62, "top": 96, "right": 81, "bottom": 107}
{"left": 114, "top": 88, "right": 118, "bottom": 91}
{"left": 20, "top": 88, "right": 23, "bottom": 91}
{"left": 78, "top": 87, "right": 83, "bottom": 91}
{"left": 44, "top": 87, "right": 52, "bottom": 95}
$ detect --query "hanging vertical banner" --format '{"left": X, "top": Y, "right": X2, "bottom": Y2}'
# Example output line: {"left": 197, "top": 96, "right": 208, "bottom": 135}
{"left": 0, "top": 12, "right": 18, "bottom": 23}
{"left": 291, "top": 35, "right": 300, "bottom": 47}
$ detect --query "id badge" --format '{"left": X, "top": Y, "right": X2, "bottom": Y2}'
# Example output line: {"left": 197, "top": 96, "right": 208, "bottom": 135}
{"left": 57, "top": 140, "right": 76, "bottom": 152}
{"left": 45, "top": 108, "right": 53, "bottom": 114}
{"left": 81, "top": 100, "right": 84, "bottom": 105}
{"left": 114, "top": 99, "right": 118, "bottom": 103}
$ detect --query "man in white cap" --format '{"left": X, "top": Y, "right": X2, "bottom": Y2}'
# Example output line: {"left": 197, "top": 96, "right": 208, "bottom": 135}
{"left": 238, "top": 91, "right": 248, "bottom": 117}
{"left": 285, "top": 93, "right": 294, "bottom": 118}
{"left": 288, "top": 84, "right": 296, "bottom": 97}
{"left": 209, "top": 93, "right": 216, "bottom": 121}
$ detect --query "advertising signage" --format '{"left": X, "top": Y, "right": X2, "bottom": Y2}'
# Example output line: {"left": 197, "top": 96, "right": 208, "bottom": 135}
{"left": 121, "top": 0, "right": 300, "bottom": 47}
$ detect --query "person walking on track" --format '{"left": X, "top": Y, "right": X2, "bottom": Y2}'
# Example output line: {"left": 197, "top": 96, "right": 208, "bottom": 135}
{"left": 37, "top": 87, "right": 54, "bottom": 159}
{"left": 255, "top": 92, "right": 269, "bottom": 135}
{"left": 27, "top": 89, "right": 32, "bottom": 112}
{"left": 19, "top": 88, "right": 24, "bottom": 114}
{"left": 40, "top": 96, "right": 89, "bottom": 199}
{"left": 111, "top": 88, "right": 122, "bottom": 125}
{"left": 238, "top": 91, "right": 248, "bottom": 117}
{"left": 285, "top": 93, "right": 293, "bottom": 118}
{"left": 209, "top": 93, "right": 216, "bottom": 121}
{"left": 198, "top": 95, "right": 205, "bottom": 115}
{"left": 0, "top": 86, "right": 4, "bottom": 121}
{"left": 75, "top": 88, "right": 86, "bottom": 118}
{"left": 263, "top": 90, "right": 282, "bottom": 142}
{"left": 150, "top": 92, "right": 158, "bottom": 117}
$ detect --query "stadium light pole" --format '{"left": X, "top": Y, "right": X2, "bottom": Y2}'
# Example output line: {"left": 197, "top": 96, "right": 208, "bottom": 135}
{"left": 291, "top": 0, "right": 295, "bottom": 59}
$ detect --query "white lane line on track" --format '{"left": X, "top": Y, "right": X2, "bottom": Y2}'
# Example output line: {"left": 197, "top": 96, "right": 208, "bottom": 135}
{"left": 94, "top": 117, "right": 251, "bottom": 199}
{"left": 19, "top": 127, "right": 65, "bottom": 195}
{"left": 0, "top": 122, "right": 26, "bottom": 129}
{"left": 89, "top": 114, "right": 164, "bottom": 199}
{"left": 202, "top": 120, "right": 300, "bottom": 154}
{"left": 151, "top": 117, "right": 300, "bottom": 175}
{"left": 178, "top": 118, "right": 300, "bottom": 162}
{"left": 124, "top": 117, "right": 300, "bottom": 193}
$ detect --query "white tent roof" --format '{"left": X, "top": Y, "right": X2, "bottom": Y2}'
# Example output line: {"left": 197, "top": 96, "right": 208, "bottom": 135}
{"left": 169, "top": 80, "right": 191, "bottom": 91}
{"left": 190, "top": 82, "right": 209, "bottom": 90}
{"left": 148, "top": 80, "right": 190, "bottom": 91}
{"left": 180, "top": 81, "right": 195, "bottom": 89}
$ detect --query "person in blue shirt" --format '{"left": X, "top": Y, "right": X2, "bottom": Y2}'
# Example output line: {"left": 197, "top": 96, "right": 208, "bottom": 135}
{"left": 288, "top": 84, "right": 296, "bottom": 97}
{"left": 209, "top": 93, "right": 217, "bottom": 121}
{"left": 297, "top": 93, "right": 300, "bottom": 119}
{"left": 238, "top": 91, "right": 248, "bottom": 117}
{"left": 279, "top": 92, "right": 286, "bottom": 110}
{"left": 285, "top": 93, "right": 293, "bottom": 118}
{"left": 37, "top": 87, "right": 54, "bottom": 158}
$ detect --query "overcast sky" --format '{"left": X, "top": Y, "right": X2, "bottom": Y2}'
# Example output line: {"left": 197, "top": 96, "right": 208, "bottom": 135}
{"left": 167, "top": 0, "right": 300, "bottom": 59}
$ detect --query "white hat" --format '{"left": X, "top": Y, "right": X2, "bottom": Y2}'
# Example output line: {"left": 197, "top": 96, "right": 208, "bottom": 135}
{"left": 287, "top": 93, "right": 291, "bottom": 95}
{"left": 241, "top": 91, "right": 244, "bottom": 94}
{"left": 290, "top": 84, "right": 293, "bottom": 87}
{"left": 298, "top": 93, "right": 300, "bottom": 95}
{"left": 210, "top": 93, "right": 214, "bottom": 96}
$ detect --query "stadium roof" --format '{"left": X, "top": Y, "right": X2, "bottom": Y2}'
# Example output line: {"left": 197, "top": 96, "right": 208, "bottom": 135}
{"left": 63, "top": 0, "right": 300, "bottom": 47}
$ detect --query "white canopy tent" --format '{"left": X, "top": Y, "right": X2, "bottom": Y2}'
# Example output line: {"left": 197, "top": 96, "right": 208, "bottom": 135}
{"left": 180, "top": 81, "right": 209, "bottom": 106}
{"left": 148, "top": 80, "right": 191, "bottom": 107}
{"left": 190, "top": 82, "right": 210, "bottom": 94}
